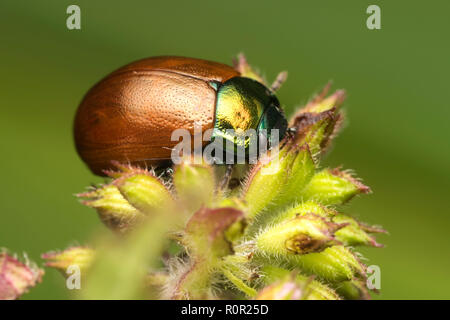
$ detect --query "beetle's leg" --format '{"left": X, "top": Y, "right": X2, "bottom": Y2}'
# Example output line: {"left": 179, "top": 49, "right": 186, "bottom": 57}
{"left": 283, "top": 127, "right": 297, "bottom": 142}
{"left": 287, "top": 127, "right": 297, "bottom": 135}
{"left": 218, "top": 164, "right": 234, "bottom": 192}
{"left": 270, "top": 71, "right": 288, "bottom": 92}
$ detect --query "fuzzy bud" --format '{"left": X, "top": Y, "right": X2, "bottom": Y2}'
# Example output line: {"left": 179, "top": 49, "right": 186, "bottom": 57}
{"left": 255, "top": 276, "right": 304, "bottom": 300}
{"left": 291, "top": 245, "right": 366, "bottom": 283}
{"left": 0, "top": 252, "right": 43, "bottom": 300}
{"left": 291, "top": 83, "right": 346, "bottom": 116}
{"left": 79, "top": 185, "right": 144, "bottom": 232}
{"left": 42, "top": 246, "right": 95, "bottom": 276}
{"left": 114, "top": 172, "right": 174, "bottom": 214}
{"left": 261, "top": 265, "right": 340, "bottom": 300}
{"left": 333, "top": 214, "right": 385, "bottom": 247}
{"left": 256, "top": 214, "right": 343, "bottom": 257}
{"left": 302, "top": 168, "right": 371, "bottom": 205}
{"left": 243, "top": 144, "right": 315, "bottom": 220}
{"left": 173, "top": 157, "right": 215, "bottom": 214}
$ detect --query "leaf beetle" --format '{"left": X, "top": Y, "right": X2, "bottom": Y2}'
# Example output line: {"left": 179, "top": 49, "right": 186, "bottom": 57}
{"left": 74, "top": 56, "right": 288, "bottom": 176}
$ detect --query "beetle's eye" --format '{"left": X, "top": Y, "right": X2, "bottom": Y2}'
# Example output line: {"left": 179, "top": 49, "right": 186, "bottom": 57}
{"left": 258, "top": 104, "right": 288, "bottom": 149}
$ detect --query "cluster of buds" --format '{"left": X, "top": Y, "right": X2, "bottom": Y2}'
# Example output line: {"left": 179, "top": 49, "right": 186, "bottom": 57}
{"left": 2, "top": 54, "right": 385, "bottom": 300}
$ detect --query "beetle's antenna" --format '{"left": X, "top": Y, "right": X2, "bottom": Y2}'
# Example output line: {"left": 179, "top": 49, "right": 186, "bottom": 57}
{"left": 271, "top": 71, "right": 288, "bottom": 92}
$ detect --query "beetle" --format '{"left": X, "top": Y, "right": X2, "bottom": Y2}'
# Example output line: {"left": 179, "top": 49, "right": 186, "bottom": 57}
{"left": 74, "top": 56, "right": 288, "bottom": 176}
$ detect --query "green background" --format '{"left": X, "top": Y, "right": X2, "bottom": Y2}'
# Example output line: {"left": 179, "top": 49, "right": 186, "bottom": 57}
{"left": 1, "top": 0, "right": 449, "bottom": 299}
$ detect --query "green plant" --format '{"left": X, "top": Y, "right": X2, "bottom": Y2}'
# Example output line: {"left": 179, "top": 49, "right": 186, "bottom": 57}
{"left": 1, "top": 55, "right": 385, "bottom": 300}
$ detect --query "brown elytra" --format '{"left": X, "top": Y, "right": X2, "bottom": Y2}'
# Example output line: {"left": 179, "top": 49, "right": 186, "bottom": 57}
{"left": 74, "top": 56, "right": 240, "bottom": 175}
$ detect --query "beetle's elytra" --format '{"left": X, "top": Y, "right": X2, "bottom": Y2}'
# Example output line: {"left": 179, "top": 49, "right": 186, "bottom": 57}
{"left": 74, "top": 56, "right": 288, "bottom": 175}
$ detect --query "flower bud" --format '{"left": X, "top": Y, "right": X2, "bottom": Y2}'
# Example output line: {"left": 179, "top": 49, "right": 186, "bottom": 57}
{"left": 173, "top": 157, "right": 215, "bottom": 213}
{"left": 184, "top": 207, "right": 243, "bottom": 259}
{"left": 335, "top": 279, "right": 371, "bottom": 300}
{"left": 243, "top": 142, "right": 317, "bottom": 221}
{"left": 270, "top": 144, "right": 316, "bottom": 209}
{"left": 233, "top": 53, "right": 267, "bottom": 85}
{"left": 302, "top": 168, "right": 370, "bottom": 205}
{"left": 42, "top": 247, "right": 94, "bottom": 276}
{"left": 290, "top": 109, "right": 343, "bottom": 157}
{"left": 291, "top": 83, "right": 346, "bottom": 116}
{"left": 333, "top": 214, "right": 384, "bottom": 247}
{"left": 256, "top": 214, "right": 343, "bottom": 257}
{"left": 242, "top": 150, "right": 295, "bottom": 220}
{"left": 79, "top": 184, "right": 144, "bottom": 232}
{"left": 255, "top": 276, "right": 304, "bottom": 300}
{"left": 272, "top": 201, "right": 334, "bottom": 225}
{"left": 260, "top": 265, "right": 340, "bottom": 300}
{"left": 173, "top": 207, "right": 244, "bottom": 299}
{"left": 0, "top": 252, "right": 43, "bottom": 300}
{"left": 291, "top": 245, "right": 365, "bottom": 283}
{"left": 287, "top": 84, "right": 345, "bottom": 158}
{"left": 114, "top": 172, "right": 174, "bottom": 214}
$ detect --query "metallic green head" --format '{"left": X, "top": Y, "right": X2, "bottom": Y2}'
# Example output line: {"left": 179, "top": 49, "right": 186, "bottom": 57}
{"left": 212, "top": 77, "right": 288, "bottom": 150}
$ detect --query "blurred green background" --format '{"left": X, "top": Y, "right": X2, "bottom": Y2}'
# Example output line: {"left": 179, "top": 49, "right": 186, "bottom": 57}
{"left": 1, "top": 0, "right": 449, "bottom": 299}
